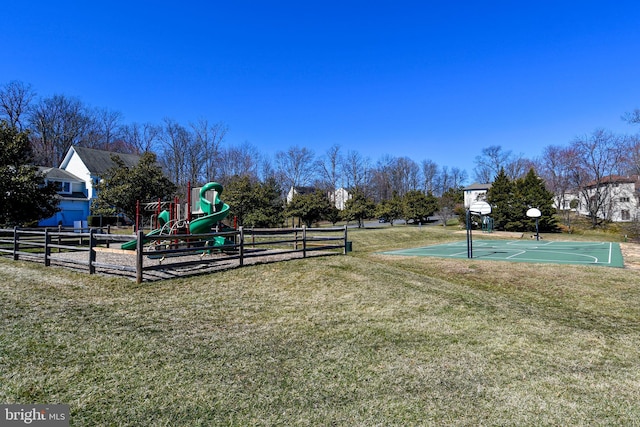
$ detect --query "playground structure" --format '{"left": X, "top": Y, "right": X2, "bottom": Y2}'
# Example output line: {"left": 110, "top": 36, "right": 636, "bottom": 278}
{"left": 121, "top": 182, "right": 231, "bottom": 252}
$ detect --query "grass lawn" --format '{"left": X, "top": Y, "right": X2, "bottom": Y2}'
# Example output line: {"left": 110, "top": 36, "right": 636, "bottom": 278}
{"left": 1, "top": 226, "right": 640, "bottom": 425}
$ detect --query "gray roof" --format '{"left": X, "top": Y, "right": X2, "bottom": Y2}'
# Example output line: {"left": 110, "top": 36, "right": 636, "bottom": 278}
{"left": 73, "top": 146, "right": 140, "bottom": 175}
{"left": 463, "top": 182, "right": 492, "bottom": 191}
{"left": 38, "top": 166, "right": 83, "bottom": 182}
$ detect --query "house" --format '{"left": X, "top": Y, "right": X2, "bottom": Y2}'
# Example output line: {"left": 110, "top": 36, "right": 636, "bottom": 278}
{"left": 38, "top": 167, "right": 90, "bottom": 227}
{"left": 38, "top": 146, "right": 141, "bottom": 226}
{"left": 286, "top": 186, "right": 317, "bottom": 204}
{"left": 287, "top": 186, "right": 352, "bottom": 211}
{"left": 329, "top": 187, "right": 351, "bottom": 210}
{"left": 60, "top": 146, "right": 140, "bottom": 200}
{"left": 576, "top": 175, "right": 640, "bottom": 222}
{"left": 463, "top": 183, "right": 491, "bottom": 209}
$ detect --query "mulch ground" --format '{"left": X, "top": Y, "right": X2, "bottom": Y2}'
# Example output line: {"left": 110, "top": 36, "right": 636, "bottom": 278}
{"left": 41, "top": 246, "right": 337, "bottom": 282}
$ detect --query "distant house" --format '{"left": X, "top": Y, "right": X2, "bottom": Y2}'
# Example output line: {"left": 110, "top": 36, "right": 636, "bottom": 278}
{"left": 287, "top": 186, "right": 352, "bottom": 211}
{"left": 329, "top": 187, "right": 351, "bottom": 210}
{"left": 576, "top": 175, "right": 640, "bottom": 222}
{"left": 463, "top": 183, "right": 491, "bottom": 208}
{"left": 286, "top": 186, "right": 317, "bottom": 204}
{"left": 38, "top": 146, "right": 141, "bottom": 226}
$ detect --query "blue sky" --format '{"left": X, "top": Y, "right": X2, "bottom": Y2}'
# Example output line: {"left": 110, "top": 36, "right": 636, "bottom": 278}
{"left": 2, "top": 1, "right": 639, "bottom": 180}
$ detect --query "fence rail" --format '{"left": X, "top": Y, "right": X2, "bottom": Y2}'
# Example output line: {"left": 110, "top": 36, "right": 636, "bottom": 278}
{"left": 0, "top": 225, "right": 349, "bottom": 283}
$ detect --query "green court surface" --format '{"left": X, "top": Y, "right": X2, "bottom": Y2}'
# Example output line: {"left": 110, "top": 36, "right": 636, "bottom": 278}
{"left": 382, "top": 240, "right": 624, "bottom": 268}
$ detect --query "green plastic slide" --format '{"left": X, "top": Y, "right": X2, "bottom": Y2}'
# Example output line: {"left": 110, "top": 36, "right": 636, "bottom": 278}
{"left": 120, "top": 182, "right": 230, "bottom": 250}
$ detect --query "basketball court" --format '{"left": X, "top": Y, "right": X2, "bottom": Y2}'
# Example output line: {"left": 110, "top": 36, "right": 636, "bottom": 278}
{"left": 382, "top": 240, "right": 624, "bottom": 268}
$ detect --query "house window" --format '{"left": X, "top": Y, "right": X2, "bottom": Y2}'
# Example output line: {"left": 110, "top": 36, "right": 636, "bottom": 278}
{"left": 621, "top": 210, "right": 631, "bottom": 221}
{"left": 51, "top": 181, "right": 71, "bottom": 194}
{"left": 620, "top": 197, "right": 630, "bottom": 203}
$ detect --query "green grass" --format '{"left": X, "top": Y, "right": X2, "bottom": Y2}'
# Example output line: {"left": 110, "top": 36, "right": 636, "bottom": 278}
{"left": 2, "top": 226, "right": 640, "bottom": 425}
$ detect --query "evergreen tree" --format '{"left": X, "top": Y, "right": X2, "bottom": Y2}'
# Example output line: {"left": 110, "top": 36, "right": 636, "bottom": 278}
{"left": 223, "top": 175, "right": 255, "bottom": 226}
{"left": 516, "top": 168, "right": 558, "bottom": 232}
{"left": 342, "top": 189, "right": 376, "bottom": 228}
{"left": 285, "top": 190, "right": 331, "bottom": 227}
{"left": 486, "top": 168, "right": 517, "bottom": 231}
{"left": 246, "top": 177, "right": 285, "bottom": 227}
{"left": 402, "top": 190, "right": 439, "bottom": 224}
{"left": 0, "top": 120, "right": 59, "bottom": 226}
{"left": 375, "top": 192, "right": 403, "bottom": 225}
{"left": 92, "top": 152, "right": 177, "bottom": 221}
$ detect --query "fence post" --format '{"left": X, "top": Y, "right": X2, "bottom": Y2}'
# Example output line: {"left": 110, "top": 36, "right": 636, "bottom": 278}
{"left": 136, "top": 230, "right": 144, "bottom": 284}
{"left": 106, "top": 225, "right": 111, "bottom": 248}
{"left": 89, "top": 229, "right": 96, "bottom": 274}
{"left": 13, "top": 226, "right": 19, "bottom": 261}
{"left": 344, "top": 225, "right": 348, "bottom": 255}
{"left": 302, "top": 226, "right": 307, "bottom": 258}
{"left": 239, "top": 227, "right": 244, "bottom": 267}
{"left": 58, "top": 224, "right": 62, "bottom": 253}
{"left": 44, "top": 229, "right": 51, "bottom": 267}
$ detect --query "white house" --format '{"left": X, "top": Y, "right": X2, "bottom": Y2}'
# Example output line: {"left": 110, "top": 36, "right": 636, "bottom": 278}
{"left": 576, "top": 175, "right": 640, "bottom": 222}
{"left": 463, "top": 183, "right": 491, "bottom": 209}
{"left": 287, "top": 186, "right": 352, "bottom": 211}
{"left": 286, "top": 186, "right": 317, "bottom": 204}
{"left": 329, "top": 187, "right": 351, "bottom": 210}
{"left": 38, "top": 146, "right": 141, "bottom": 226}
{"left": 59, "top": 146, "right": 140, "bottom": 200}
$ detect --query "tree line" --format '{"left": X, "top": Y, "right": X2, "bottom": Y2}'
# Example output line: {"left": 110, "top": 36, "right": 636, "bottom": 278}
{"left": 0, "top": 80, "right": 468, "bottom": 197}
{"left": 1, "top": 79, "right": 639, "bottom": 231}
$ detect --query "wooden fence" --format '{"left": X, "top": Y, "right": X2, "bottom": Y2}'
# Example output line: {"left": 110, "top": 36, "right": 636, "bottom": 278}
{"left": 0, "top": 226, "right": 349, "bottom": 283}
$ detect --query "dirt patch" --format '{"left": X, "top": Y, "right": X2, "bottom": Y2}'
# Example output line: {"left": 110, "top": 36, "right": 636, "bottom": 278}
{"left": 620, "top": 243, "right": 640, "bottom": 271}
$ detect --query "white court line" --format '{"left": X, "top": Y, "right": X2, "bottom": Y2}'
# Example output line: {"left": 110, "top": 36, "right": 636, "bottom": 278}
{"left": 506, "top": 250, "right": 526, "bottom": 259}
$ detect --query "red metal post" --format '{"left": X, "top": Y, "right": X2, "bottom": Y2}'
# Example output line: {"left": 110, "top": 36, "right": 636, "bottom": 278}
{"left": 187, "top": 181, "right": 192, "bottom": 224}
{"left": 136, "top": 200, "right": 140, "bottom": 233}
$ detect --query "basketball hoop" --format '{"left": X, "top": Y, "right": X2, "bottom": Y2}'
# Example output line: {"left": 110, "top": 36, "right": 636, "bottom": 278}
{"left": 527, "top": 208, "right": 542, "bottom": 241}
{"left": 466, "top": 202, "right": 492, "bottom": 258}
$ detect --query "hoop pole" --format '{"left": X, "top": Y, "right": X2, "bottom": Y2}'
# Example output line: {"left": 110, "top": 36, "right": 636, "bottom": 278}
{"left": 466, "top": 209, "right": 473, "bottom": 258}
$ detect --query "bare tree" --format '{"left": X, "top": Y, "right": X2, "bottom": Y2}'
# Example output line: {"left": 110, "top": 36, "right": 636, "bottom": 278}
{"left": 28, "top": 94, "right": 92, "bottom": 166}
{"left": 368, "top": 155, "right": 394, "bottom": 203}
{"left": 388, "top": 156, "right": 420, "bottom": 196}
{"left": 275, "top": 145, "right": 316, "bottom": 191}
{"left": 435, "top": 166, "right": 468, "bottom": 196}
{"left": 84, "top": 107, "right": 126, "bottom": 152}
{"left": 538, "top": 145, "right": 580, "bottom": 226}
{"left": 159, "top": 118, "right": 191, "bottom": 190}
{"left": 622, "top": 108, "right": 640, "bottom": 125}
{"left": 0, "top": 80, "right": 36, "bottom": 131}
{"left": 190, "top": 119, "right": 227, "bottom": 183}
{"left": 626, "top": 135, "right": 640, "bottom": 175}
{"left": 473, "top": 145, "right": 528, "bottom": 182}
{"left": 570, "top": 129, "right": 629, "bottom": 227}
{"left": 217, "top": 142, "right": 261, "bottom": 184}
{"left": 421, "top": 159, "right": 438, "bottom": 194}
{"left": 316, "top": 144, "right": 342, "bottom": 191}
{"left": 121, "top": 122, "right": 162, "bottom": 154}
{"left": 341, "top": 150, "right": 370, "bottom": 194}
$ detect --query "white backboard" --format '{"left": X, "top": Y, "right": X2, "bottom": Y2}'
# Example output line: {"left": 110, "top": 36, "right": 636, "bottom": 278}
{"left": 526, "top": 208, "right": 542, "bottom": 218}
{"left": 469, "top": 201, "right": 492, "bottom": 215}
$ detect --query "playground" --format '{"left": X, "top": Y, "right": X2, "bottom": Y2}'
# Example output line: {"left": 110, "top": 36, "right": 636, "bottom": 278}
{"left": 383, "top": 239, "right": 625, "bottom": 267}
{"left": 0, "top": 182, "right": 349, "bottom": 282}
{"left": 120, "top": 181, "right": 233, "bottom": 251}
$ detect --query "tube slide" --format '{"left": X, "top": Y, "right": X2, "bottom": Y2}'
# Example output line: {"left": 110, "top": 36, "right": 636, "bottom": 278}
{"left": 189, "top": 182, "right": 230, "bottom": 235}
{"left": 120, "top": 182, "right": 230, "bottom": 250}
